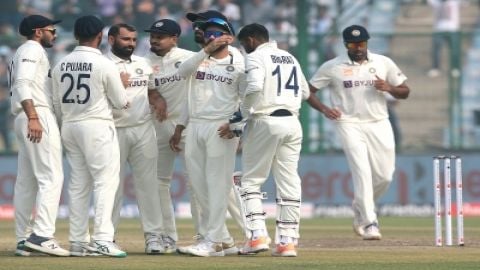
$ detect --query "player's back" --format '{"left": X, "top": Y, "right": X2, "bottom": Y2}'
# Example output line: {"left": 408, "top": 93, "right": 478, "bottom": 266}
{"left": 52, "top": 46, "right": 127, "bottom": 123}
{"left": 246, "top": 41, "right": 308, "bottom": 116}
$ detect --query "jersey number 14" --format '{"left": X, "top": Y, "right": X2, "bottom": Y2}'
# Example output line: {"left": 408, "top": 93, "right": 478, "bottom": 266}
{"left": 272, "top": 65, "right": 299, "bottom": 97}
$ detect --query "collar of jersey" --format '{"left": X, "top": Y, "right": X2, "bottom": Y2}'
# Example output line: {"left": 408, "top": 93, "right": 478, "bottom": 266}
{"left": 208, "top": 52, "right": 234, "bottom": 65}
{"left": 74, "top": 46, "right": 102, "bottom": 55}
{"left": 256, "top": 40, "right": 277, "bottom": 52}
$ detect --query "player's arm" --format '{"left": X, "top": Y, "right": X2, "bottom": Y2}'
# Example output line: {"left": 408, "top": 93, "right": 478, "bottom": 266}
{"left": 105, "top": 62, "right": 130, "bottom": 109}
{"left": 148, "top": 89, "right": 167, "bottom": 122}
{"left": 306, "top": 84, "right": 341, "bottom": 120}
{"left": 177, "top": 49, "right": 209, "bottom": 77}
{"left": 169, "top": 124, "right": 185, "bottom": 152}
{"left": 374, "top": 75, "right": 410, "bottom": 99}
{"left": 374, "top": 58, "right": 410, "bottom": 99}
{"left": 240, "top": 55, "right": 264, "bottom": 119}
{"left": 13, "top": 50, "right": 43, "bottom": 143}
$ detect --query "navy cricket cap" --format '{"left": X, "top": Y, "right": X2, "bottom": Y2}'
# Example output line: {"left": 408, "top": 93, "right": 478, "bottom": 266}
{"left": 342, "top": 25, "right": 370, "bottom": 43}
{"left": 19, "top": 15, "right": 61, "bottom": 36}
{"left": 74, "top": 15, "right": 105, "bottom": 39}
{"left": 186, "top": 10, "right": 228, "bottom": 22}
{"left": 145, "top": 19, "right": 181, "bottom": 36}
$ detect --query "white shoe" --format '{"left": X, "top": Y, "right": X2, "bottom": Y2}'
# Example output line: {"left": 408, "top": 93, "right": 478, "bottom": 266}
{"left": 93, "top": 240, "right": 127, "bottom": 257}
{"left": 222, "top": 240, "right": 239, "bottom": 255}
{"left": 162, "top": 235, "right": 177, "bottom": 254}
{"left": 188, "top": 240, "right": 224, "bottom": 257}
{"left": 25, "top": 234, "right": 70, "bottom": 257}
{"left": 177, "top": 234, "right": 203, "bottom": 255}
{"left": 362, "top": 223, "right": 382, "bottom": 240}
{"left": 145, "top": 234, "right": 164, "bottom": 254}
{"left": 352, "top": 206, "right": 364, "bottom": 236}
{"left": 70, "top": 241, "right": 102, "bottom": 256}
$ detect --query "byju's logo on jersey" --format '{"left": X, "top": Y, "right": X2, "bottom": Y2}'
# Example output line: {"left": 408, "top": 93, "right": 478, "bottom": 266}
{"left": 196, "top": 71, "right": 206, "bottom": 80}
{"left": 343, "top": 80, "right": 374, "bottom": 88}
{"left": 135, "top": 68, "right": 143, "bottom": 75}
{"left": 175, "top": 61, "right": 182, "bottom": 68}
{"left": 226, "top": 65, "right": 235, "bottom": 72}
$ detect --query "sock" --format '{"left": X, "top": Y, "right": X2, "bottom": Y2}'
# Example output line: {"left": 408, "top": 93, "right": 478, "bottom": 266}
{"left": 252, "top": 229, "right": 265, "bottom": 238}
{"left": 280, "top": 235, "right": 292, "bottom": 244}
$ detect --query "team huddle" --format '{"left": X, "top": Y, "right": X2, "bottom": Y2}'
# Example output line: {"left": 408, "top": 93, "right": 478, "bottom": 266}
{"left": 8, "top": 9, "right": 409, "bottom": 258}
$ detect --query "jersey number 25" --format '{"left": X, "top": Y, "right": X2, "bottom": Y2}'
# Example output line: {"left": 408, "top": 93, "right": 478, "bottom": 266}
{"left": 61, "top": 73, "right": 91, "bottom": 104}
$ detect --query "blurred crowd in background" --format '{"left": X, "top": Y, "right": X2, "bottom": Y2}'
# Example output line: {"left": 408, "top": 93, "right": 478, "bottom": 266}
{"left": 0, "top": 0, "right": 472, "bottom": 154}
{"left": 0, "top": 0, "right": 339, "bottom": 154}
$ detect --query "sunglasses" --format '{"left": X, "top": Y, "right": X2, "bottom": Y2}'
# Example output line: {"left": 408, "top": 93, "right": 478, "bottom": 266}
{"left": 345, "top": 41, "right": 367, "bottom": 49}
{"left": 34, "top": 28, "right": 57, "bottom": 35}
{"left": 204, "top": 30, "right": 227, "bottom": 39}
{"left": 205, "top": 18, "right": 233, "bottom": 35}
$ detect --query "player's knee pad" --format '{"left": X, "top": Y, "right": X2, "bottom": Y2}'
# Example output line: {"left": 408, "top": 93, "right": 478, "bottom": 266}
{"left": 275, "top": 197, "right": 301, "bottom": 230}
{"left": 241, "top": 190, "right": 267, "bottom": 229}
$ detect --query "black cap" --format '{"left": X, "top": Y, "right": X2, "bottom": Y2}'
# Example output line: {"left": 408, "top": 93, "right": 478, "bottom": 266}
{"left": 198, "top": 18, "right": 235, "bottom": 35}
{"left": 145, "top": 19, "right": 181, "bottom": 36}
{"left": 342, "top": 25, "right": 370, "bottom": 43}
{"left": 74, "top": 15, "right": 104, "bottom": 39}
{"left": 19, "top": 15, "right": 61, "bottom": 36}
{"left": 186, "top": 10, "right": 227, "bottom": 22}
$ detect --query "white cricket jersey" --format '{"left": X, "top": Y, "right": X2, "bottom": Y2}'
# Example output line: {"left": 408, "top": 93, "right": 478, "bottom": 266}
{"left": 9, "top": 40, "right": 52, "bottom": 115}
{"left": 107, "top": 52, "right": 152, "bottom": 127}
{"left": 178, "top": 49, "right": 245, "bottom": 121}
{"left": 309, "top": 50, "right": 407, "bottom": 123}
{"left": 146, "top": 47, "right": 195, "bottom": 120}
{"left": 51, "top": 46, "right": 128, "bottom": 123}
{"left": 244, "top": 41, "right": 310, "bottom": 116}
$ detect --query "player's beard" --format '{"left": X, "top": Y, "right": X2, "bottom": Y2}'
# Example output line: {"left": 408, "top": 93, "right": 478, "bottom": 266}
{"left": 40, "top": 36, "right": 54, "bottom": 48}
{"left": 348, "top": 50, "right": 367, "bottom": 63}
{"left": 112, "top": 43, "right": 134, "bottom": 59}
{"left": 194, "top": 30, "right": 204, "bottom": 44}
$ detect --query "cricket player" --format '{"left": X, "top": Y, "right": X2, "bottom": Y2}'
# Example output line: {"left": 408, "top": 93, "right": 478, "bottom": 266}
{"left": 106, "top": 23, "right": 164, "bottom": 255}
{"left": 308, "top": 25, "right": 410, "bottom": 240}
{"left": 143, "top": 19, "right": 196, "bottom": 253}
{"left": 51, "top": 15, "right": 129, "bottom": 257}
{"left": 170, "top": 16, "right": 245, "bottom": 257}
{"left": 235, "top": 23, "right": 311, "bottom": 257}
{"left": 9, "top": 14, "right": 69, "bottom": 257}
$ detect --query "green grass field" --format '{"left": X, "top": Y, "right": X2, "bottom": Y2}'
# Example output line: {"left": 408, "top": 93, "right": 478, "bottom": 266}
{"left": 1, "top": 217, "right": 479, "bottom": 270}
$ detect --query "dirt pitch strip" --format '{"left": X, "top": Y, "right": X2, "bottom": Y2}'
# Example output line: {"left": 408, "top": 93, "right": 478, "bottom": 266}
{"left": 1, "top": 217, "right": 479, "bottom": 270}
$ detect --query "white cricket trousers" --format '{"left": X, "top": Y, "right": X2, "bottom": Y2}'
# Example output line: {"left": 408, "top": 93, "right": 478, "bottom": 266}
{"left": 14, "top": 107, "right": 63, "bottom": 242}
{"left": 185, "top": 119, "right": 238, "bottom": 243}
{"left": 241, "top": 115, "right": 303, "bottom": 241}
{"left": 62, "top": 119, "right": 120, "bottom": 242}
{"left": 154, "top": 118, "right": 200, "bottom": 241}
{"left": 335, "top": 119, "right": 395, "bottom": 226}
{"left": 112, "top": 120, "right": 162, "bottom": 237}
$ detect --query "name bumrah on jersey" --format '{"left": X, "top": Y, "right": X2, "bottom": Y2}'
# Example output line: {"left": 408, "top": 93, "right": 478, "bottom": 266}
{"left": 155, "top": 75, "right": 183, "bottom": 86}
{"left": 60, "top": 62, "right": 92, "bottom": 72}
{"left": 270, "top": 55, "right": 294, "bottom": 65}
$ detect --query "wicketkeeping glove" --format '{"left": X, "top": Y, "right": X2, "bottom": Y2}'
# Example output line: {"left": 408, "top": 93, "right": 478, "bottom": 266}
{"left": 229, "top": 110, "right": 246, "bottom": 137}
